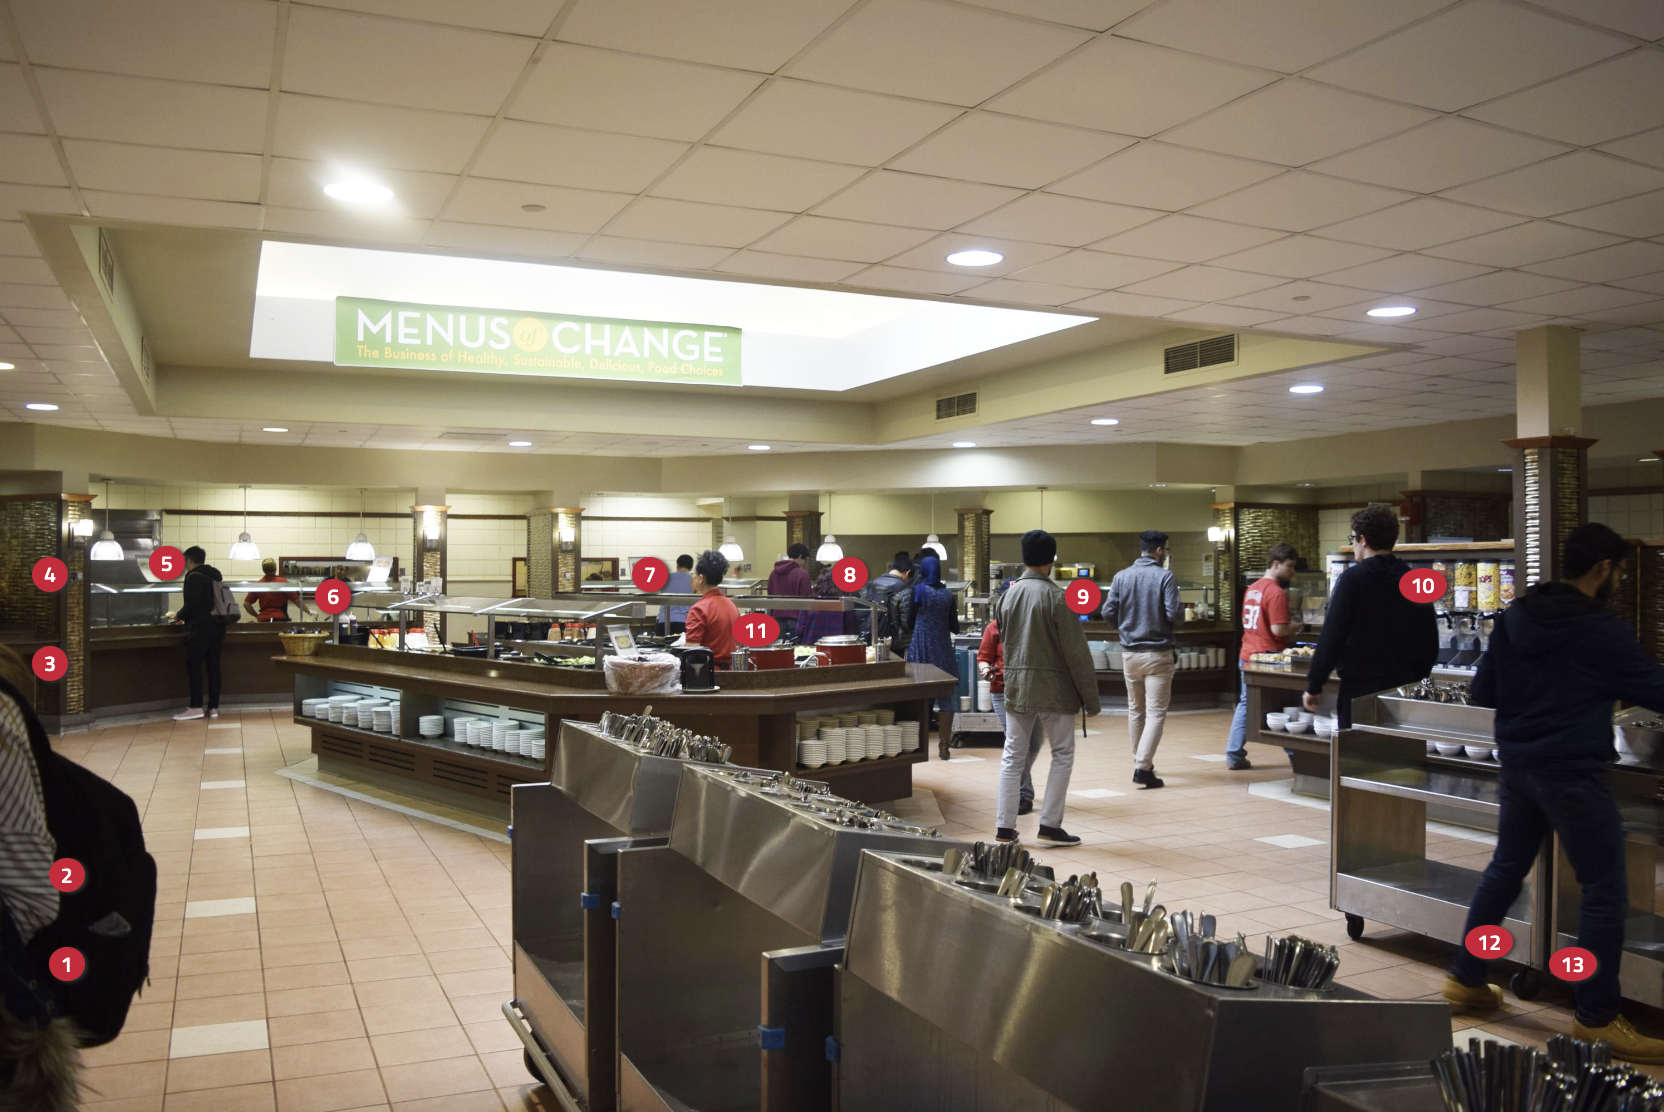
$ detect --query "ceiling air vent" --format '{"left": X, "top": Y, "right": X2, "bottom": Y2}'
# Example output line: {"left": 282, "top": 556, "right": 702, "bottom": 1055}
{"left": 1164, "top": 334, "right": 1237, "bottom": 374}
{"left": 935, "top": 391, "right": 978, "bottom": 420}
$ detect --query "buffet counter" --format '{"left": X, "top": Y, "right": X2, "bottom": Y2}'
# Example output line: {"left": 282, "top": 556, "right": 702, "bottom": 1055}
{"left": 275, "top": 643, "right": 956, "bottom": 812}
{"left": 1078, "top": 621, "right": 1240, "bottom": 706}
{"left": 1243, "top": 662, "right": 1338, "bottom": 795}
{"left": 90, "top": 622, "right": 332, "bottom": 717}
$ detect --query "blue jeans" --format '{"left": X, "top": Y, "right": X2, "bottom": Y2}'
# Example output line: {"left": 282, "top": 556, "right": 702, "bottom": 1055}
{"left": 1450, "top": 767, "right": 1627, "bottom": 1026}
{"left": 1226, "top": 670, "right": 1249, "bottom": 755}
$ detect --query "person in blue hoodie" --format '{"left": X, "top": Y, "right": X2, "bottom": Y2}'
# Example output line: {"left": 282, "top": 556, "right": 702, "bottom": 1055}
{"left": 1443, "top": 523, "right": 1664, "bottom": 1062}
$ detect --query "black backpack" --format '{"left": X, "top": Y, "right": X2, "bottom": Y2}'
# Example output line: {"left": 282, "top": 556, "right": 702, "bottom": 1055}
{"left": 1, "top": 678, "right": 157, "bottom": 1048}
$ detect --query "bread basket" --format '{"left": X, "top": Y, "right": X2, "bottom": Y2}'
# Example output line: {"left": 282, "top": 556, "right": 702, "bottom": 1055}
{"left": 278, "top": 631, "right": 330, "bottom": 657}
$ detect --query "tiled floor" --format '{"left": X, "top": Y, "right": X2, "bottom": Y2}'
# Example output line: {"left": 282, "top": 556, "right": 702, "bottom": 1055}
{"left": 58, "top": 705, "right": 1662, "bottom": 1109}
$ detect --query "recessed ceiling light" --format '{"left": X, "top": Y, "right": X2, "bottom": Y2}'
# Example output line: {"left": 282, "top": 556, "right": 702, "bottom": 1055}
{"left": 25, "top": 402, "right": 58, "bottom": 411}
{"left": 952, "top": 441, "right": 976, "bottom": 448}
{"left": 1291, "top": 295, "right": 1311, "bottom": 302}
{"left": 521, "top": 203, "right": 546, "bottom": 213}
{"left": 0, "top": 361, "right": 13, "bottom": 370}
{"left": 1090, "top": 417, "right": 1120, "bottom": 426}
{"left": 1289, "top": 384, "right": 1324, "bottom": 394}
{"left": 323, "top": 179, "right": 394, "bottom": 203}
{"left": 748, "top": 444, "right": 771, "bottom": 451}
{"left": 261, "top": 427, "right": 288, "bottom": 433}
{"left": 1642, "top": 457, "right": 1660, "bottom": 463}
{"left": 1498, "top": 467, "right": 1512, "bottom": 472}
{"left": 945, "top": 249, "right": 1003, "bottom": 267}
{"left": 1149, "top": 483, "right": 1167, "bottom": 488}
{"left": 1366, "top": 305, "right": 1417, "bottom": 318}
{"left": 508, "top": 440, "right": 532, "bottom": 447}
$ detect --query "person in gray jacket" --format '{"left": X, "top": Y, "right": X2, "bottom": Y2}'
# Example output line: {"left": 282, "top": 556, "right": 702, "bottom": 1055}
{"left": 1101, "top": 530, "right": 1184, "bottom": 789}
{"left": 991, "top": 529, "right": 1102, "bottom": 846}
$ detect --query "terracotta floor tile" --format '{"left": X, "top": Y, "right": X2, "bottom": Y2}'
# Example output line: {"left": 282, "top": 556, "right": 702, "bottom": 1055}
{"left": 370, "top": 1025, "right": 475, "bottom": 1068}
{"left": 462, "top": 1020, "right": 522, "bottom": 1056}
{"left": 341, "top": 936, "right": 423, "bottom": 961}
{"left": 395, "top": 1091, "right": 506, "bottom": 1112}
{"left": 265, "top": 1009, "right": 366, "bottom": 1048}
{"left": 264, "top": 983, "right": 358, "bottom": 1018}
{"left": 259, "top": 925, "right": 339, "bottom": 948}
{"left": 176, "top": 969, "right": 265, "bottom": 1000}
{"left": 270, "top": 1037, "right": 377, "bottom": 1080}
{"left": 170, "top": 993, "right": 267, "bottom": 1028}
{"left": 379, "top": 1056, "right": 493, "bottom": 1104}
{"left": 275, "top": 1068, "right": 388, "bottom": 1112}
{"left": 360, "top": 1000, "right": 460, "bottom": 1037}
{"left": 416, "top": 928, "right": 497, "bottom": 953}
{"left": 83, "top": 1059, "right": 169, "bottom": 1101}
{"left": 161, "top": 1081, "right": 275, "bottom": 1112}
{"left": 165, "top": 1049, "right": 273, "bottom": 1092}
{"left": 264, "top": 962, "right": 351, "bottom": 992}
{"left": 354, "top": 975, "right": 448, "bottom": 1010}
{"left": 263, "top": 941, "right": 344, "bottom": 968}
{"left": 425, "top": 948, "right": 506, "bottom": 976}
{"left": 82, "top": 1096, "right": 165, "bottom": 1112}
{"left": 348, "top": 954, "right": 431, "bottom": 983}
{"left": 83, "top": 1029, "right": 172, "bottom": 1067}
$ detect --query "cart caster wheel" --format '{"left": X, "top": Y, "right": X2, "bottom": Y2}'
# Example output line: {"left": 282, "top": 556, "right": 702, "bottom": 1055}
{"left": 1345, "top": 913, "right": 1365, "bottom": 940}
{"left": 1511, "top": 970, "right": 1540, "bottom": 1001}
{"left": 524, "top": 1050, "right": 544, "bottom": 1084}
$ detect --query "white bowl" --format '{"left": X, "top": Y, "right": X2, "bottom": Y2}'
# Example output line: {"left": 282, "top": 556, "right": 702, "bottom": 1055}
{"left": 1285, "top": 719, "right": 1312, "bottom": 734}
{"left": 1313, "top": 724, "right": 1334, "bottom": 739}
{"left": 1283, "top": 706, "right": 1305, "bottom": 719}
{"left": 1434, "top": 742, "right": 1465, "bottom": 757}
{"left": 1427, "top": 741, "right": 1439, "bottom": 755}
{"left": 1265, "top": 715, "right": 1288, "bottom": 732}
{"left": 1464, "top": 745, "right": 1492, "bottom": 761}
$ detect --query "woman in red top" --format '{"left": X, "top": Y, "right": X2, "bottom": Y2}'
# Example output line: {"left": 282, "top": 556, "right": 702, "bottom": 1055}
{"left": 243, "top": 558, "right": 299, "bottom": 622}
{"left": 684, "top": 550, "right": 740, "bottom": 666}
{"left": 977, "top": 617, "right": 1043, "bottom": 815}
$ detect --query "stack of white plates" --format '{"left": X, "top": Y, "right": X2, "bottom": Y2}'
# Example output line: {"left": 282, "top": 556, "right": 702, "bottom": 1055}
{"left": 856, "top": 711, "right": 877, "bottom": 726}
{"left": 327, "top": 699, "right": 358, "bottom": 723}
{"left": 1090, "top": 650, "right": 1110, "bottom": 669}
{"left": 531, "top": 740, "right": 546, "bottom": 761}
{"left": 310, "top": 701, "right": 329, "bottom": 719}
{"left": 837, "top": 712, "right": 860, "bottom": 728}
{"left": 372, "top": 706, "right": 395, "bottom": 733}
{"left": 419, "top": 715, "right": 445, "bottom": 738}
{"left": 823, "top": 728, "right": 846, "bottom": 765}
{"left": 452, "top": 717, "right": 478, "bottom": 743}
{"left": 798, "top": 737, "right": 827, "bottom": 768}
{"left": 491, "top": 720, "right": 511, "bottom": 751}
{"left": 898, "top": 721, "right": 921, "bottom": 752}
{"left": 882, "top": 725, "right": 902, "bottom": 756}
{"left": 301, "top": 698, "right": 327, "bottom": 717}
{"left": 865, "top": 726, "right": 883, "bottom": 760}
{"left": 875, "top": 708, "right": 895, "bottom": 726}
{"left": 356, "top": 700, "right": 387, "bottom": 728}
{"left": 796, "top": 719, "right": 819, "bottom": 741}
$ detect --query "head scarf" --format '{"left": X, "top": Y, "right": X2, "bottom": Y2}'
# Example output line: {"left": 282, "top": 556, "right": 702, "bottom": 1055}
{"left": 912, "top": 554, "right": 942, "bottom": 608}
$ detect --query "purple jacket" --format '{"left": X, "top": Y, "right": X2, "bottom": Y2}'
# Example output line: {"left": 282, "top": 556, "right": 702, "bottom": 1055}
{"left": 767, "top": 559, "right": 811, "bottom": 624}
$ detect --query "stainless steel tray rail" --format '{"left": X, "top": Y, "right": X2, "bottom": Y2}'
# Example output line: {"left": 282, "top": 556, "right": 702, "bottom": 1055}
{"left": 839, "top": 852, "right": 1450, "bottom": 1112}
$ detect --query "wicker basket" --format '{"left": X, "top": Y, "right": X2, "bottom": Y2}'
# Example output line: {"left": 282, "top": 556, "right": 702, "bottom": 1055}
{"left": 278, "top": 632, "right": 330, "bottom": 657}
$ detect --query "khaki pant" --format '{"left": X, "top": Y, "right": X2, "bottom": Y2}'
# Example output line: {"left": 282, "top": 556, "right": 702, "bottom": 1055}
{"left": 1123, "top": 650, "right": 1176, "bottom": 770}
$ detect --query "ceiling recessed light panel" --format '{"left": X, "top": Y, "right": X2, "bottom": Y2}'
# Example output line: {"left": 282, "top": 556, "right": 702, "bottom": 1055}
{"left": 0, "top": 361, "right": 14, "bottom": 370}
{"left": 952, "top": 441, "right": 976, "bottom": 448}
{"left": 261, "top": 426, "right": 288, "bottom": 432}
{"left": 1090, "top": 417, "right": 1120, "bottom": 426}
{"left": 1366, "top": 305, "right": 1417, "bottom": 318}
{"left": 323, "top": 180, "right": 394, "bottom": 203}
{"left": 1289, "top": 384, "right": 1324, "bottom": 394}
{"left": 508, "top": 440, "right": 532, "bottom": 447}
{"left": 25, "top": 402, "right": 58, "bottom": 410}
{"left": 748, "top": 444, "right": 771, "bottom": 451}
{"left": 945, "top": 249, "right": 1003, "bottom": 267}
{"left": 251, "top": 242, "right": 1090, "bottom": 393}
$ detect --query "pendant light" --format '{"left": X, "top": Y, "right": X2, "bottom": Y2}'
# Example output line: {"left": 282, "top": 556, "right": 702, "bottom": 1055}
{"left": 88, "top": 478, "right": 124, "bottom": 561}
{"left": 228, "top": 485, "right": 260, "bottom": 561}
{"left": 922, "top": 492, "right": 946, "bottom": 560}
{"left": 815, "top": 492, "right": 844, "bottom": 562}
{"left": 717, "top": 496, "right": 744, "bottom": 562}
{"left": 344, "top": 488, "right": 376, "bottom": 561}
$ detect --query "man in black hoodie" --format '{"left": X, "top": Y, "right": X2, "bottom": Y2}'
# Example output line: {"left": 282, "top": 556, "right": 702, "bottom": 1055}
{"left": 171, "top": 546, "right": 224, "bottom": 721}
{"left": 1302, "top": 504, "right": 1437, "bottom": 726}
{"left": 1443, "top": 523, "right": 1664, "bottom": 1061}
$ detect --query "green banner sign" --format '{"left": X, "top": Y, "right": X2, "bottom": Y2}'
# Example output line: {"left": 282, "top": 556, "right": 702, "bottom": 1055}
{"left": 333, "top": 296, "right": 741, "bottom": 386}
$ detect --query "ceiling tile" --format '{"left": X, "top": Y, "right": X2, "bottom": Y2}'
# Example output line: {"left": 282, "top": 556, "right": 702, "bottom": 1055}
{"left": 1164, "top": 304, "right": 1290, "bottom": 327}
{"left": 559, "top": 0, "right": 856, "bottom": 72}
{"left": 649, "top": 147, "right": 863, "bottom": 212}
{"left": 1090, "top": 215, "right": 1284, "bottom": 263}
{"left": 274, "top": 95, "right": 491, "bottom": 176}
{"left": 1314, "top": 198, "right": 1523, "bottom": 251}
{"left": 1208, "top": 235, "right": 1395, "bottom": 278}
{"left": 1159, "top": 79, "right": 1435, "bottom": 167}
{"left": 1412, "top": 269, "right": 1583, "bottom": 305}
{"left": 1112, "top": 0, "right": 1449, "bottom": 72}
{"left": 81, "top": 191, "right": 261, "bottom": 230}
{"left": 260, "top": 207, "right": 431, "bottom": 245}
{"left": 961, "top": 278, "right": 1101, "bottom": 306}
{"left": 267, "top": 158, "right": 457, "bottom": 218}
{"left": 787, "top": 0, "right": 1089, "bottom": 107}
{"left": 1498, "top": 285, "right": 1657, "bottom": 317}
{"left": 36, "top": 70, "right": 266, "bottom": 152}
{"left": 11, "top": 0, "right": 274, "bottom": 87}
{"left": 1314, "top": 295, "right": 1478, "bottom": 324}
{"left": 1556, "top": 190, "right": 1664, "bottom": 238}
{"left": 1223, "top": 280, "right": 1374, "bottom": 313}
{"left": 0, "top": 66, "right": 42, "bottom": 134}
{"left": 956, "top": 192, "right": 1161, "bottom": 246}
{"left": 62, "top": 140, "right": 261, "bottom": 203}
{"left": 1423, "top": 220, "right": 1626, "bottom": 268}
{"left": 887, "top": 113, "right": 1132, "bottom": 189}
{"left": 305, "top": 0, "right": 566, "bottom": 36}
{"left": 712, "top": 252, "right": 867, "bottom": 282}
{"left": 1118, "top": 265, "right": 1288, "bottom": 301}
{"left": 424, "top": 222, "right": 586, "bottom": 259}
{"left": 811, "top": 170, "right": 1021, "bottom": 229}
{"left": 1187, "top": 171, "right": 1412, "bottom": 232}
{"left": 1309, "top": 117, "right": 1569, "bottom": 195}
{"left": 283, "top": 7, "right": 535, "bottom": 115}
{"left": 1049, "top": 142, "right": 1281, "bottom": 210}
{"left": 510, "top": 45, "right": 763, "bottom": 142}
{"left": 1305, "top": 0, "right": 1630, "bottom": 112}
{"left": 0, "top": 309, "right": 79, "bottom": 329}
{"left": 0, "top": 186, "right": 78, "bottom": 222}
{"left": 1066, "top": 290, "right": 1201, "bottom": 316}
{"left": 0, "top": 136, "right": 66, "bottom": 187}
{"left": 601, "top": 197, "right": 792, "bottom": 246}
{"left": 1259, "top": 315, "right": 1351, "bottom": 336}
{"left": 1409, "top": 306, "right": 1548, "bottom": 332}
{"left": 0, "top": 285, "right": 71, "bottom": 310}
{"left": 748, "top": 216, "right": 936, "bottom": 262}
{"left": 576, "top": 236, "right": 732, "bottom": 269}
{"left": 1576, "top": 299, "right": 1664, "bottom": 326}
{"left": 446, "top": 177, "right": 633, "bottom": 233}
{"left": 1615, "top": 272, "right": 1664, "bottom": 296}
{"left": 473, "top": 121, "right": 688, "bottom": 194}
{"left": 709, "top": 81, "right": 960, "bottom": 167}
{"left": 987, "top": 36, "right": 1274, "bottom": 137}
{"left": 1464, "top": 49, "right": 1664, "bottom": 147}
{"left": 0, "top": 258, "right": 54, "bottom": 285}
{"left": 954, "top": 0, "right": 1156, "bottom": 32}
{"left": 1600, "top": 128, "right": 1664, "bottom": 171}
{"left": 878, "top": 234, "right": 1067, "bottom": 276}
{"left": 1526, "top": 241, "right": 1664, "bottom": 283}
{"left": 843, "top": 265, "right": 985, "bottom": 295}
{"left": 1010, "top": 249, "right": 1180, "bottom": 287}
{"left": 1440, "top": 152, "right": 1664, "bottom": 218}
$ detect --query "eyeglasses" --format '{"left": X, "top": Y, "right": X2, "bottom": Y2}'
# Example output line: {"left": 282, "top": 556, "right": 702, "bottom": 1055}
{"left": 1348, "top": 533, "right": 1363, "bottom": 544}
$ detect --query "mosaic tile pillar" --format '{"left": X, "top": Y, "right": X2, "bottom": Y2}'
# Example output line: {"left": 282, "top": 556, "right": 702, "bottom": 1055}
{"left": 526, "top": 510, "right": 555, "bottom": 597}
{"left": 784, "top": 511, "right": 821, "bottom": 554}
{"left": 553, "top": 509, "right": 582, "bottom": 594}
{"left": 413, "top": 505, "right": 449, "bottom": 643}
{"left": 956, "top": 508, "right": 993, "bottom": 595}
{"left": 0, "top": 494, "right": 93, "bottom": 719}
{"left": 1212, "top": 503, "right": 1237, "bottom": 628}
{"left": 1506, "top": 437, "right": 1594, "bottom": 587}
{"left": 62, "top": 495, "right": 93, "bottom": 716}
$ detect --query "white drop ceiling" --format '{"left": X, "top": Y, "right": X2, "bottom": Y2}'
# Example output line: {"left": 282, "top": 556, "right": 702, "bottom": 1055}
{"left": 0, "top": 0, "right": 1662, "bottom": 457}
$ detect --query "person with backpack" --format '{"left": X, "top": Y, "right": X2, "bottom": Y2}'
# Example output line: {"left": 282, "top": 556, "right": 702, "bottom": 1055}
{"left": 862, "top": 553, "right": 913, "bottom": 654}
{"left": 172, "top": 545, "right": 233, "bottom": 721}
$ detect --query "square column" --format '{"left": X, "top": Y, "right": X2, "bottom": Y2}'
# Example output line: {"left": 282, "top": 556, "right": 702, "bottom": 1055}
{"left": 783, "top": 510, "right": 822, "bottom": 554}
{"left": 956, "top": 508, "right": 993, "bottom": 595}
{"left": 1508, "top": 325, "right": 1589, "bottom": 587}
{"left": 413, "top": 504, "right": 449, "bottom": 643}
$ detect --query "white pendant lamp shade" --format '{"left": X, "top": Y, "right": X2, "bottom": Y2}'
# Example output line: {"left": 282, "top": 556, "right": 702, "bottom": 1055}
{"left": 229, "top": 533, "right": 260, "bottom": 561}
{"left": 923, "top": 533, "right": 947, "bottom": 560}
{"left": 719, "top": 535, "right": 744, "bottom": 562}
{"left": 344, "top": 489, "right": 375, "bottom": 560}
{"left": 89, "top": 479, "right": 123, "bottom": 560}
{"left": 815, "top": 535, "right": 844, "bottom": 562}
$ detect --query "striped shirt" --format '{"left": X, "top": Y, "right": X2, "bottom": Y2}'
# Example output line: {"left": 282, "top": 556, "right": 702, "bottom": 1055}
{"left": 0, "top": 691, "right": 58, "bottom": 941}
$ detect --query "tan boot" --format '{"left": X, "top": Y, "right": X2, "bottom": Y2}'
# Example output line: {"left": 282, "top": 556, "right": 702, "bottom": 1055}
{"left": 1572, "top": 1015, "right": 1664, "bottom": 1064}
{"left": 1440, "top": 976, "right": 1503, "bottom": 1014}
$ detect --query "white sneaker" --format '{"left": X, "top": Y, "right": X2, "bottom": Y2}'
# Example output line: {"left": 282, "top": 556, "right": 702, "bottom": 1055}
{"left": 173, "top": 707, "right": 205, "bottom": 721}
{"left": 207, "top": 708, "right": 219, "bottom": 719}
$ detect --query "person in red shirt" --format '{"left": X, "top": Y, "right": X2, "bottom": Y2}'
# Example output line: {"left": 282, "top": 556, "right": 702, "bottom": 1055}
{"left": 978, "top": 617, "right": 1043, "bottom": 815}
{"left": 242, "top": 558, "right": 313, "bottom": 622}
{"left": 684, "top": 549, "right": 740, "bottom": 666}
{"left": 1226, "top": 542, "right": 1300, "bottom": 770}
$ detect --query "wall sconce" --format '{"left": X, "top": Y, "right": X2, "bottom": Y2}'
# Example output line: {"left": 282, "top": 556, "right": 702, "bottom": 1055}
{"left": 422, "top": 510, "right": 442, "bottom": 543}
{"left": 1207, "top": 525, "right": 1231, "bottom": 553}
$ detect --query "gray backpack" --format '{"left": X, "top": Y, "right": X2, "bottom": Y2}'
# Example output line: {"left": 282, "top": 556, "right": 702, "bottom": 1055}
{"left": 211, "top": 581, "right": 240, "bottom": 625}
